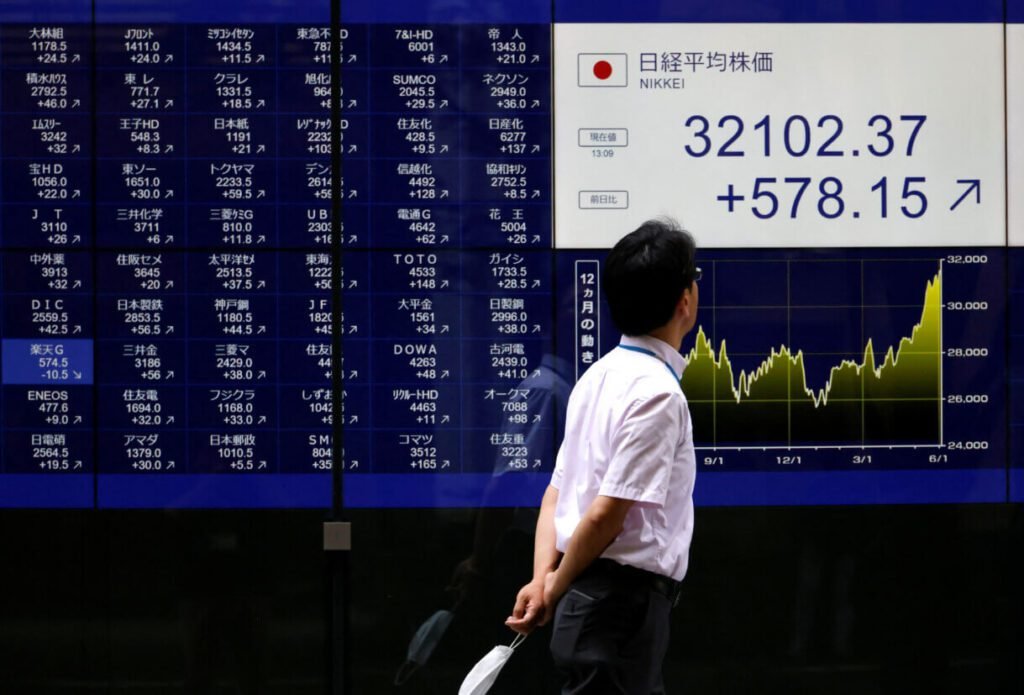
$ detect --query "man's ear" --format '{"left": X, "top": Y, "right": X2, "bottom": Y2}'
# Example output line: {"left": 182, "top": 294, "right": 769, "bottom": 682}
{"left": 676, "top": 288, "right": 692, "bottom": 321}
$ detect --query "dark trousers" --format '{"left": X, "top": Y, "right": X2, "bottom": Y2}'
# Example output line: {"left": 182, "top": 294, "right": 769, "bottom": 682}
{"left": 549, "top": 560, "right": 672, "bottom": 694}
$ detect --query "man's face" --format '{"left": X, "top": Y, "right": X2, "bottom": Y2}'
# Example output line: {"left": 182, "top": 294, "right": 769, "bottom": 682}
{"left": 680, "top": 264, "right": 700, "bottom": 333}
{"left": 682, "top": 276, "right": 699, "bottom": 334}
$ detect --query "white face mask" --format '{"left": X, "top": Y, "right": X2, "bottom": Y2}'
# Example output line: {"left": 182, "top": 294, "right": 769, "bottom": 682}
{"left": 394, "top": 609, "right": 454, "bottom": 686}
{"left": 458, "top": 634, "right": 527, "bottom": 695}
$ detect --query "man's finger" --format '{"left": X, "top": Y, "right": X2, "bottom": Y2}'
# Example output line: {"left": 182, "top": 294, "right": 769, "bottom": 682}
{"left": 511, "top": 595, "right": 527, "bottom": 619}
{"left": 504, "top": 617, "right": 532, "bottom": 635}
{"left": 538, "top": 601, "right": 554, "bottom": 627}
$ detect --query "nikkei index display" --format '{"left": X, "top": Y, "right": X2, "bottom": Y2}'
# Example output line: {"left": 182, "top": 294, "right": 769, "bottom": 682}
{"left": 553, "top": 0, "right": 1007, "bottom": 505}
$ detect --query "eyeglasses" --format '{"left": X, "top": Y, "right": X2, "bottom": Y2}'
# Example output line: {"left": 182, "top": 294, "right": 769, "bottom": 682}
{"left": 692, "top": 266, "right": 702, "bottom": 283}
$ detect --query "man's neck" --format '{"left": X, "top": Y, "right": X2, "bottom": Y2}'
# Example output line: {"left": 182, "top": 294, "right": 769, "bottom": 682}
{"left": 647, "top": 325, "right": 684, "bottom": 352}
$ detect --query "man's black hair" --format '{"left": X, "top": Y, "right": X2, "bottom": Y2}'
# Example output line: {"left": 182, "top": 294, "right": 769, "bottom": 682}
{"left": 602, "top": 218, "right": 697, "bottom": 336}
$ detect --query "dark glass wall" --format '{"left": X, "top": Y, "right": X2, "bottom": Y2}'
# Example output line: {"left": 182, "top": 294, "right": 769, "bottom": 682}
{"left": 0, "top": 507, "right": 1020, "bottom": 692}
{"left": 0, "top": 510, "right": 328, "bottom": 693}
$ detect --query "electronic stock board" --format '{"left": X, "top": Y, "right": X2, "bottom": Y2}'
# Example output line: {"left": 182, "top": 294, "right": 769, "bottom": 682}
{"left": 0, "top": 0, "right": 1018, "bottom": 507}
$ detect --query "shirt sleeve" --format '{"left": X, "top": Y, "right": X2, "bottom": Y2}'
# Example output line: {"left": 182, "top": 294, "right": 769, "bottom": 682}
{"left": 549, "top": 382, "right": 578, "bottom": 491}
{"left": 598, "top": 390, "right": 681, "bottom": 506}
{"left": 550, "top": 440, "right": 565, "bottom": 490}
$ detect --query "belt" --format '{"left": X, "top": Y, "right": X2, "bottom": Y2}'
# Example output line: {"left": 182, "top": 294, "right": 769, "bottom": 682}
{"left": 585, "top": 558, "right": 683, "bottom": 608}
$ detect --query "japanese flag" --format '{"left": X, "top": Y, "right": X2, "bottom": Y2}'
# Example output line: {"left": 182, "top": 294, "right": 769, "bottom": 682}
{"left": 577, "top": 53, "right": 628, "bottom": 87}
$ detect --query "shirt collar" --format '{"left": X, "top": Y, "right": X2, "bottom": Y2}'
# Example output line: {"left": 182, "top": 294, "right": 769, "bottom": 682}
{"left": 619, "top": 334, "right": 688, "bottom": 377}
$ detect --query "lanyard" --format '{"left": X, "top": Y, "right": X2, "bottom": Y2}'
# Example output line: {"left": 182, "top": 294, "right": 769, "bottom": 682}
{"left": 617, "top": 344, "right": 680, "bottom": 382}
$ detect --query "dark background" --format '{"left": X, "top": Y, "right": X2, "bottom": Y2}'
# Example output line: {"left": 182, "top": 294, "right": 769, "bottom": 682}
{"left": 1, "top": 504, "right": 1020, "bottom": 693}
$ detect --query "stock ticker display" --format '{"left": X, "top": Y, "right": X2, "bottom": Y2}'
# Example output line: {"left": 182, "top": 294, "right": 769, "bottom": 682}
{"left": 0, "top": 0, "right": 1019, "bottom": 507}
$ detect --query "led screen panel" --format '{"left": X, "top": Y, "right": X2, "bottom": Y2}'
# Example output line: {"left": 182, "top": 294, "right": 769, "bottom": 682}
{"left": 0, "top": 0, "right": 1014, "bottom": 507}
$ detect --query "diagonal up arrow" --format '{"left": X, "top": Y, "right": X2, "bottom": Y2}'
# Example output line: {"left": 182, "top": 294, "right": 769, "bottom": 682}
{"left": 950, "top": 179, "right": 980, "bottom": 211}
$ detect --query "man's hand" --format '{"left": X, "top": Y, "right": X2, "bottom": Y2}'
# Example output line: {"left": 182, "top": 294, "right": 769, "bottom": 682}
{"left": 505, "top": 579, "right": 547, "bottom": 635}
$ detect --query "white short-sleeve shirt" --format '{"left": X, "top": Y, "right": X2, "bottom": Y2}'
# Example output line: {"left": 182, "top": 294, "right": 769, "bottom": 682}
{"left": 550, "top": 334, "right": 696, "bottom": 581}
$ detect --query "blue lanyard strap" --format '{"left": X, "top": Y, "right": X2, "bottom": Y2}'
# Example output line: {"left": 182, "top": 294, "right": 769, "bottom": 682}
{"left": 617, "top": 344, "right": 680, "bottom": 382}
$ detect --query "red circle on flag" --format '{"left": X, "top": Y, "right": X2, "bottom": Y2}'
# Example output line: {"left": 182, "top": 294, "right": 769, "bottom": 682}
{"left": 593, "top": 60, "right": 613, "bottom": 80}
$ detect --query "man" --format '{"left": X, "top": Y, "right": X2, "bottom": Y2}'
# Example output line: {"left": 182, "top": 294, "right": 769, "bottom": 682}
{"left": 506, "top": 218, "right": 699, "bottom": 694}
